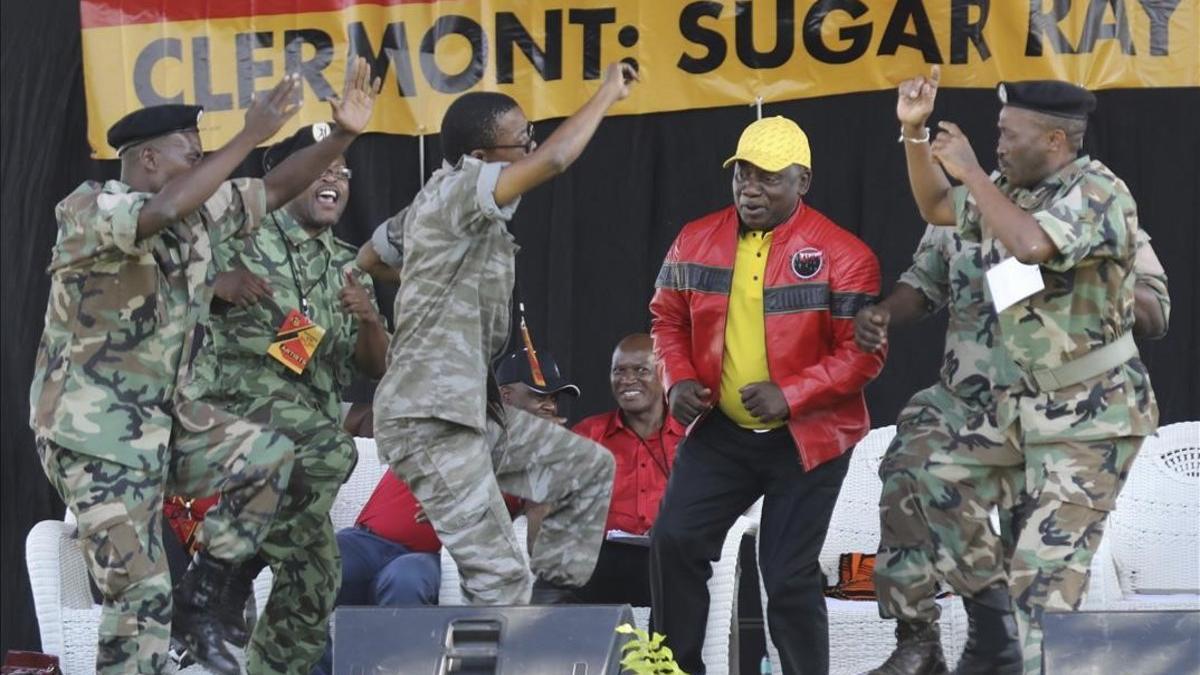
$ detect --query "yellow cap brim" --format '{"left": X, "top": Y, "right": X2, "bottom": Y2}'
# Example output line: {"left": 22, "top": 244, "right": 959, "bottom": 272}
{"left": 721, "top": 154, "right": 797, "bottom": 173}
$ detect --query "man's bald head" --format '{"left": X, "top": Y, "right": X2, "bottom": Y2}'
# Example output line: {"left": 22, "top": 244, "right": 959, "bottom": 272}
{"left": 610, "top": 333, "right": 662, "bottom": 415}
{"left": 615, "top": 333, "right": 654, "bottom": 355}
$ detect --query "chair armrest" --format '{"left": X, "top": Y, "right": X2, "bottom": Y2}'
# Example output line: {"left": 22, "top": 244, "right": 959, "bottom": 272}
{"left": 253, "top": 567, "right": 275, "bottom": 619}
{"left": 438, "top": 545, "right": 463, "bottom": 606}
{"left": 1081, "top": 532, "right": 1123, "bottom": 610}
{"left": 25, "top": 520, "right": 85, "bottom": 657}
{"left": 702, "top": 515, "right": 752, "bottom": 675}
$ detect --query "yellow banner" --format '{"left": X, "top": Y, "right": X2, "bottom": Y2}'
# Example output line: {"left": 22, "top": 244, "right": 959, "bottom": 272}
{"left": 81, "top": 0, "right": 1200, "bottom": 158}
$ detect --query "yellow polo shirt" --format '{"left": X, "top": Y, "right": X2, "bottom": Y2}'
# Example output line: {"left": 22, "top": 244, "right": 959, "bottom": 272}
{"left": 718, "top": 229, "right": 783, "bottom": 429}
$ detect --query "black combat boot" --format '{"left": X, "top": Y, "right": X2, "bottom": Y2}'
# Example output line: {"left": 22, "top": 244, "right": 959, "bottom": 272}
{"left": 216, "top": 554, "right": 267, "bottom": 648}
{"left": 174, "top": 551, "right": 243, "bottom": 675}
{"left": 869, "top": 620, "right": 950, "bottom": 675}
{"left": 954, "top": 585, "right": 1022, "bottom": 675}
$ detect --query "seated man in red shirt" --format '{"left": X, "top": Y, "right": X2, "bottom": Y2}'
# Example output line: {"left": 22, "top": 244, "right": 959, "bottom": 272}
{"left": 573, "top": 334, "right": 683, "bottom": 607}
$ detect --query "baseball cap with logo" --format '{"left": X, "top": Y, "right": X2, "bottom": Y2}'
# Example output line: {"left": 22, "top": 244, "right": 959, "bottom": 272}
{"left": 262, "top": 122, "right": 336, "bottom": 172}
{"left": 722, "top": 116, "right": 812, "bottom": 172}
{"left": 494, "top": 348, "right": 581, "bottom": 397}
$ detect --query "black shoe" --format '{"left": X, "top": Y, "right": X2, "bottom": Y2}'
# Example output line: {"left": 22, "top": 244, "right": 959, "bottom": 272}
{"left": 529, "top": 577, "right": 579, "bottom": 604}
{"left": 954, "top": 585, "right": 1022, "bottom": 675}
{"left": 168, "top": 635, "right": 196, "bottom": 669}
{"left": 868, "top": 620, "right": 950, "bottom": 675}
{"left": 217, "top": 554, "right": 267, "bottom": 648}
{"left": 174, "top": 552, "right": 243, "bottom": 675}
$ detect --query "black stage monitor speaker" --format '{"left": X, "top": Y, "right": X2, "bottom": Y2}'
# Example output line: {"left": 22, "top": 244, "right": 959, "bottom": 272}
{"left": 1042, "top": 609, "right": 1199, "bottom": 675}
{"left": 332, "top": 604, "right": 636, "bottom": 675}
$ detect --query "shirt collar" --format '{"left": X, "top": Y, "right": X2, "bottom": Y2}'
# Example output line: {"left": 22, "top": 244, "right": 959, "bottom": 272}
{"left": 736, "top": 201, "right": 806, "bottom": 239}
{"left": 1000, "top": 155, "right": 1091, "bottom": 205}
{"left": 603, "top": 407, "right": 682, "bottom": 439}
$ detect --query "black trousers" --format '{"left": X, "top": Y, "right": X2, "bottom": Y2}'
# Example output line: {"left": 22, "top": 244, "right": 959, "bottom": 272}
{"left": 576, "top": 540, "right": 653, "bottom": 607}
{"left": 648, "top": 411, "right": 851, "bottom": 675}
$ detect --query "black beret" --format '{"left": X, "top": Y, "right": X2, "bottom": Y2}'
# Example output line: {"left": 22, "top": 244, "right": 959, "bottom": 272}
{"left": 262, "top": 122, "right": 336, "bottom": 172}
{"left": 997, "top": 80, "right": 1097, "bottom": 120}
{"left": 107, "top": 104, "right": 204, "bottom": 154}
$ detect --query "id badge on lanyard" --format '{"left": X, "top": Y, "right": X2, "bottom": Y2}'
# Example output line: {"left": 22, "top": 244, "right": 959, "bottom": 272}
{"left": 267, "top": 308, "right": 326, "bottom": 374}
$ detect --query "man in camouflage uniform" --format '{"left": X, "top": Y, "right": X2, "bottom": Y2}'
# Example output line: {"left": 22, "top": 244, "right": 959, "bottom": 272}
{"left": 357, "top": 62, "right": 637, "bottom": 605}
{"left": 181, "top": 122, "right": 389, "bottom": 674}
{"left": 857, "top": 224, "right": 1169, "bottom": 675}
{"left": 894, "top": 67, "right": 1160, "bottom": 674}
{"left": 28, "top": 62, "right": 379, "bottom": 675}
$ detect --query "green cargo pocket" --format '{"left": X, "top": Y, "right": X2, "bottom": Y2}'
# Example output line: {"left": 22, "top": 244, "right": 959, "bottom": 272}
{"left": 76, "top": 502, "right": 157, "bottom": 599}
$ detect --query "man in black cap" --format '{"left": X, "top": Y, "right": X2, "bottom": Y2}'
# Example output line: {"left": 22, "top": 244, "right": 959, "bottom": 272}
{"left": 169, "top": 119, "right": 391, "bottom": 672}
{"left": 884, "top": 66, "right": 1159, "bottom": 675}
{"left": 28, "top": 59, "right": 380, "bottom": 674}
{"left": 495, "top": 347, "right": 581, "bottom": 424}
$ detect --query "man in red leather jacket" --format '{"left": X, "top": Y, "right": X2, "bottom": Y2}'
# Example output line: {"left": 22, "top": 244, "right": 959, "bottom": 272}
{"left": 648, "top": 116, "right": 885, "bottom": 674}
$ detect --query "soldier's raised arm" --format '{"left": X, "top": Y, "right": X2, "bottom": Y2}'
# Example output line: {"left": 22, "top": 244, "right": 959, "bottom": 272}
{"left": 131, "top": 75, "right": 302, "bottom": 240}
{"left": 262, "top": 57, "right": 381, "bottom": 212}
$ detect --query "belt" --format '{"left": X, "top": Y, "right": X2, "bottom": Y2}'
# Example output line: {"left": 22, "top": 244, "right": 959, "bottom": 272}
{"left": 1030, "top": 332, "right": 1137, "bottom": 392}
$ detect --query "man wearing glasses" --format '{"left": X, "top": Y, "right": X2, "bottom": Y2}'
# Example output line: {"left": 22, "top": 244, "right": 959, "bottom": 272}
{"left": 175, "top": 123, "right": 390, "bottom": 674}
{"left": 357, "top": 62, "right": 638, "bottom": 606}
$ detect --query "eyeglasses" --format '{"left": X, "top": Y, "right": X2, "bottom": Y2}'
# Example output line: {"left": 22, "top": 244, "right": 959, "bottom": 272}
{"left": 322, "top": 166, "right": 353, "bottom": 181}
{"left": 481, "top": 122, "right": 536, "bottom": 153}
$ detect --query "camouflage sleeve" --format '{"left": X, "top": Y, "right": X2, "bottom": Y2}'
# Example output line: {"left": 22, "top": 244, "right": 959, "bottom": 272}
{"left": 371, "top": 211, "right": 406, "bottom": 268}
{"left": 1133, "top": 229, "right": 1170, "bottom": 328}
{"left": 336, "top": 256, "right": 380, "bottom": 388}
{"left": 1032, "top": 176, "right": 1129, "bottom": 273}
{"left": 473, "top": 160, "right": 520, "bottom": 223}
{"left": 50, "top": 183, "right": 153, "bottom": 269}
{"left": 951, "top": 185, "right": 981, "bottom": 242}
{"left": 204, "top": 178, "right": 268, "bottom": 242}
{"left": 897, "top": 224, "right": 953, "bottom": 312}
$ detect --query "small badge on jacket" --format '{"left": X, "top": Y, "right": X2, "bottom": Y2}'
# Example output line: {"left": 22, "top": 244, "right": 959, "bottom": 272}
{"left": 791, "top": 247, "right": 824, "bottom": 279}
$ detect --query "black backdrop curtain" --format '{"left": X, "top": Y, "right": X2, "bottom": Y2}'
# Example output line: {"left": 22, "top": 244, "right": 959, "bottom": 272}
{"left": 3, "top": 2, "right": 1197, "bottom": 655}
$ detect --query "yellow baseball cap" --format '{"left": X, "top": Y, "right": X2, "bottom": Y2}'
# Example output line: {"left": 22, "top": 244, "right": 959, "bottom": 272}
{"left": 722, "top": 116, "right": 811, "bottom": 172}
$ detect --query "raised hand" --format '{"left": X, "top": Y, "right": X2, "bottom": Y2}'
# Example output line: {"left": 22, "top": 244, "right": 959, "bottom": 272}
{"left": 740, "top": 382, "right": 789, "bottom": 424}
{"left": 897, "top": 65, "right": 940, "bottom": 129}
{"left": 328, "top": 56, "right": 382, "bottom": 136}
{"left": 669, "top": 379, "right": 712, "bottom": 426}
{"left": 213, "top": 269, "right": 273, "bottom": 308}
{"left": 602, "top": 61, "right": 639, "bottom": 102}
{"left": 854, "top": 304, "right": 890, "bottom": 353}
{"left": 339, "top": 268, "right": 381, "bottom": 325}
{"left": 244, "top": 73, "right": 302, "bottom": 144}
{"left": 931, "top": 121, "right": 982, "bottom": 181}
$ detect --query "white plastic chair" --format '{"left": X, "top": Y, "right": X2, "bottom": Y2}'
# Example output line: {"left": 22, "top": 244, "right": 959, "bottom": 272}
{"left": 757, "top": 427, "right": 968, "bottom": 675}
{"left": 1084, "top": 421, "right": 1200, "bottom": 612}
{"left": 24, "top": 518, "right": 101, "bottom": 675}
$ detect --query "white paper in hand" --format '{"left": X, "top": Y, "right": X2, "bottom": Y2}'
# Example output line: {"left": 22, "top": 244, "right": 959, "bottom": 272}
{"left": 986, "top": 257, "right": 1045, "bottom": 312}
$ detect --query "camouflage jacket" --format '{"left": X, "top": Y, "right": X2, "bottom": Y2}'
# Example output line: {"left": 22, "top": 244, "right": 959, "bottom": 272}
{"left": 184, "top": 208, "right": 374, "bottom": 423}
{"left": 372, "top": 157, "right": 520, "bottom": 430}
{"left": 900, "top": 224, "right": 1168, "bottom": 434}
{"left": 953, "top": 156, "right": 1157, "bottom": 442}
{"left": 29, "top": 178, "right": 266, "bottom": 469}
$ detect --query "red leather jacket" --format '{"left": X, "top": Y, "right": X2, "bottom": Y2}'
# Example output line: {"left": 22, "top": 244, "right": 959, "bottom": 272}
{"left": 650, "top": 203, "right": 885, "bottom": 470}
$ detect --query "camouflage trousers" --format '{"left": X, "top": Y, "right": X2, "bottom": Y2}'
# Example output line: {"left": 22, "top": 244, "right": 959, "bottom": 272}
{"left": 376, "top": 405, "right": 615, "bottom": 605}
{"left": 874, "top": 384, "right": 1025, "bottom": 623}
{"left": 1009, "top": 434, "right": 1141, "bottom": 675}
{"left": 212, "top": 395, "right": 359, "bottom": 675}
{"left": 36, "top": 398, "right": 293, "bottom": 675}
